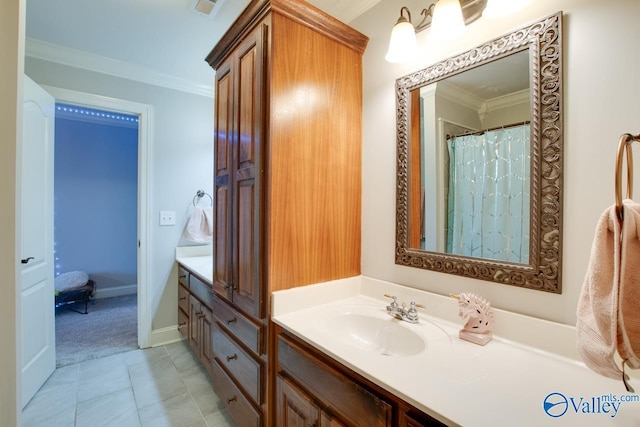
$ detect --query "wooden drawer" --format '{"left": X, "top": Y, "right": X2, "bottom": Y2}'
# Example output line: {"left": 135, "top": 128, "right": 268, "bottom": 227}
{"left": 177, "top": 306, "right": 188, "bottom": 339}
{"left": 212, "top": 323, "right": 262, "bottom": 403}
{"left": 178, "top": 266, "right": 189, "bottom": 287}
{"left": 212, "top": 294, "right": 262, "bottom": 354}
{"left": 211, "top": 358, "right": 261, "bottom": 427}
{"left": 189, "top": 274, "right": 213, "bottom": 308}
{"left": 178, "top": 284, "right": 189, "bottom": 314}
{"left": 278, "top": 335, "right": 392, "bottom": 427}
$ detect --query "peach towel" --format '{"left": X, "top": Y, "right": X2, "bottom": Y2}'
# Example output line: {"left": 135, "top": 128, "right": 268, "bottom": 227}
{"left": 577, "top": 200, "right": 640, "bottom": 382}
{"left": 183, "top": 206, "right": 213, "bottom": 243}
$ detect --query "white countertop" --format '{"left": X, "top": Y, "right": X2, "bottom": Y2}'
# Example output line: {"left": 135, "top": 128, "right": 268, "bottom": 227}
{"left": 175, "top": 246, "right": 212, "bottom": 284}
{"left": 271, "top": 276, "right": 640, "bottom": 427}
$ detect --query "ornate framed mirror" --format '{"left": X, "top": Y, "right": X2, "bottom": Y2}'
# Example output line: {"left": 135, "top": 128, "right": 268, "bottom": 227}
{"left": 395, "top": 12, "right": 563, "bottom": 293}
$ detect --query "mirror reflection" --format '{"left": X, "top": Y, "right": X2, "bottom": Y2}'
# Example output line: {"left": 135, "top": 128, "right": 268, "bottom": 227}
{"left": 410, "top": 50, "right": 531, "bottom": 264}
{"left": 395, "top": 12, "right": 563, "bottom": 293}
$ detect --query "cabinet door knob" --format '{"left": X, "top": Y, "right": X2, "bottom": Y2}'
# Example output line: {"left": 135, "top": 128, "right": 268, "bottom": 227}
{"left": 226, "top": 354, "right": 237, "bottom": 362}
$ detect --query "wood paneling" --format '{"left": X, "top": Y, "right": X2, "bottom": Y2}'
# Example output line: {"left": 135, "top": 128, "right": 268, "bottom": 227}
{"left": 267, "top": 13, "right": 362, "bottom": 291}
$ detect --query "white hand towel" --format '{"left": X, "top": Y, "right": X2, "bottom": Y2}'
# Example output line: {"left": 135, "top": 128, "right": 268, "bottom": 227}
{"left": 183, "top": 206, "right": 213, "bottom": 243}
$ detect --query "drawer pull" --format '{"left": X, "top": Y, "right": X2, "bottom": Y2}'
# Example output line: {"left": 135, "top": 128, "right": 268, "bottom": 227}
{"left": 179, "top": 296, "right": 187, "bottom": 301}
{"left": 227, "top": 317, "right": 237, "bottom": 325}
{"left": 179, "top": 274, "right": 187, "bottom": 279}
{"left": 178, "top": 322, "right": 186, "bottom": 328}
{"left": 227, "top": 396, "right": 237, "bottom": 404}
{"left": 226, "top": 354, "right": 238, "bottom": 362}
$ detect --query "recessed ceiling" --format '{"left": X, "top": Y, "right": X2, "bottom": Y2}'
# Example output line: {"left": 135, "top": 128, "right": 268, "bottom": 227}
{"left": 25, "top": 0, "right": 380, "bottom": 94}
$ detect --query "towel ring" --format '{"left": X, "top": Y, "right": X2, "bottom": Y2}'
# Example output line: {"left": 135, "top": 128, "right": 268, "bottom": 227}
{"left": 193, "top": 190, "right": 213, "bottom": 207}
{"left": 615, "top": 133, "right": 640, "bottom": 220}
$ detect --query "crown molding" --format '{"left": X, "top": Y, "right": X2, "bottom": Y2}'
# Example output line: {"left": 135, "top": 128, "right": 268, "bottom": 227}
{"left": 435, "top": 80, "right": 485, "bottom": 112}
{"left": 25, "top": 38, "right": 214, "bottom": 98}
{"left": 484, "top": 88, "right": 530, "bottom": 111}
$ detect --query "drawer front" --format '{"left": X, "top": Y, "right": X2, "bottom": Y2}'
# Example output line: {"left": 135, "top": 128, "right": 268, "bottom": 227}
{"left": 178, "top": 284, "right": 189, "bottom": 314}
{"left": 278, "top": 335, "right": 392, "bottom": 427}
{"left": 177, "top": 306, "right": 188, "bottom": 339}
{"left": 190, "top": 274, "right": 213, "bottom": 308}
{"left": 211, "top": 359, "right": 261, "bottom": 427}
{"left": 178, "top": 266, "right": 189, "bottom": 287}
{"left": 212, "top": 294, "right": 262, "bottom": 354}
{"left": 212, "top": 323, "right": 262, "bottom": 403}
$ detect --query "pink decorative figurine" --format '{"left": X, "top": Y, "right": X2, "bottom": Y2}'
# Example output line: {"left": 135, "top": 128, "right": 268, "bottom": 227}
{"left": 450, "top": 292, "right": 494, "bottom": 346}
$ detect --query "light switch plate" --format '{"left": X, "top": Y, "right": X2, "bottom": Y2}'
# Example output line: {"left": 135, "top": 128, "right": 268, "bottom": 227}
{"left": 159, "top": 211, "right": 176, "bottom": 226}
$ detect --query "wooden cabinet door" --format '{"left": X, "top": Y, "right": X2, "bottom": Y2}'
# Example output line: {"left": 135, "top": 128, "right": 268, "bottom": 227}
{"left": 188, "top": 296, "right": 202, "bottom": 355}
{"left": 201, "top": 305, "right": 214, "bottom": 376}
{"left": 277, "top": 375, "right": 320, "bottom": 427}
{"left": 213, "top": 58, "right": 233, "bottom": 301}
{"left": 213, "top": 21, "right": 266, "bottom": 321}
{"left": 230, "top": 23, "right": 266, "bottom": 320}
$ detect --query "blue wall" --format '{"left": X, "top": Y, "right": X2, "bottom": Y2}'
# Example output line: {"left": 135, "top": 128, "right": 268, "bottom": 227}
{"left": 54, "top": 105, "right": 138, "bottom": 292}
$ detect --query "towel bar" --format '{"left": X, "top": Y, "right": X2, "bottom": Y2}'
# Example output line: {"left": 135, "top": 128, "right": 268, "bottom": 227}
{"left": 193, "top": 190, "right": 213, "bottom": 207}
{"left": 615, "top": 133, "right": 640, "bottom": 220}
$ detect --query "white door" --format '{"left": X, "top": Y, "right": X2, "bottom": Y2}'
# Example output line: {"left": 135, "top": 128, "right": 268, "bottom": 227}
{"left": 20, "top": 76, "right": 56, "bottom": 407}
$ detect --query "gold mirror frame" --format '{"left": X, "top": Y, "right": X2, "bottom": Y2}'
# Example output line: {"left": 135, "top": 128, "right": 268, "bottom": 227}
{"left": 395, "top": 12, "right": 563, "bottom": 293}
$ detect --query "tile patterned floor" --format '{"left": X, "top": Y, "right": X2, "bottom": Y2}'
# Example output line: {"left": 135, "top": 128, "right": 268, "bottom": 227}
{"left": 22, "top": 341, "right": 237, "bottom": 427}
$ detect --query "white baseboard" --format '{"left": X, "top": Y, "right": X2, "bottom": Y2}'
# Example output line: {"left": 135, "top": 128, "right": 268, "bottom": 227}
{"left": 150, "top": 326, "right": 183, "bottom": 347}
{"left": 94, "top": 284, "right": 137, "bottom": 299}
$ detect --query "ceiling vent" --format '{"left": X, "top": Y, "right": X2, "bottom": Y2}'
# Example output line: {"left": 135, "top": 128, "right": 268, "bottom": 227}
{"left": 189, "top": 0, "right": 226, "bottom": 19}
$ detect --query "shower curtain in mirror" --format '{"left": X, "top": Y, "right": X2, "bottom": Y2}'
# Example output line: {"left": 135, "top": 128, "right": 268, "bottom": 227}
{"left": 446, "top": 124, "right": 530, "bottom": 263}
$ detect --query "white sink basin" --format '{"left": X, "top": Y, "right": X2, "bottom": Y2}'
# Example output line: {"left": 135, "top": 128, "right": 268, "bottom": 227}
{"left": 325, "top": 313, "right": 427, "bottom": 356}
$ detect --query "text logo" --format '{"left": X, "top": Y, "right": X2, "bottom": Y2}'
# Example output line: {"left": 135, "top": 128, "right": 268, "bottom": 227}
{"left": 543, "top": 392, "right": 569, "bottom": 418}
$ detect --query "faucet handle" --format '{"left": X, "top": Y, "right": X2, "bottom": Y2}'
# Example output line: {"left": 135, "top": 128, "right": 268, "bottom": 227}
{"left": 406, "top": 301, "right": 423, "bottom": 322}
{"left": 384, "top": 294, "right": 398, "bottom": 308}
{"left": 409, "top": 301, "right": 425, "bottom": 311}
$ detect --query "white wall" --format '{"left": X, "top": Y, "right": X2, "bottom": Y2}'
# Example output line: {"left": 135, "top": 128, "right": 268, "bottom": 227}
{"left": 25, "top": 57, "right": 214, "bottom": 332}
{"left": 1, "top": 1, "right": 23, "bottom": 425}
{"left": 353, "top": 0, "right": 640, "bottom": 325}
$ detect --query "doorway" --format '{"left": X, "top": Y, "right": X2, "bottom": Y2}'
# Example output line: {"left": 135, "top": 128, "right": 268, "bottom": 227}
{"left": 53, "top": 102, "right": 139, "bottom": 366}
{"left": 44, "top": 85, "right": 153, "bottom": 350}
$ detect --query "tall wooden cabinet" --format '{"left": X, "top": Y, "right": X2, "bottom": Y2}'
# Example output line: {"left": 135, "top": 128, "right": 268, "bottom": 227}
{"left": 206, "top": 0, "right": 367, "bottom": 426}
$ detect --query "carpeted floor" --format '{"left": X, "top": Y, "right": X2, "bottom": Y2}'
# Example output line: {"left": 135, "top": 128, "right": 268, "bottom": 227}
{"left": 55, "top": 294, "right": 138, "bottom": 367}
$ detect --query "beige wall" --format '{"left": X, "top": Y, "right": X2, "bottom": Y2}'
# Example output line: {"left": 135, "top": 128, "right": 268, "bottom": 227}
{"left": 1, "top": 1, "right": 23, "bottom": 425}
{"left": 353, "top": 0, "right": 640, "bottom": 325}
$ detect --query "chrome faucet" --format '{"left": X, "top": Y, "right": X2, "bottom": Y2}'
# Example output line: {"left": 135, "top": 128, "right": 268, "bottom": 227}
{"left": 384, "top": 294, "right": 423, "bottom": 324}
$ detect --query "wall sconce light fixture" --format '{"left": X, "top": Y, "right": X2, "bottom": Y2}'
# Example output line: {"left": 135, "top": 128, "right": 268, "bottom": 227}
{"left": 386, "top": 0, "right": 531, "bottom": 64}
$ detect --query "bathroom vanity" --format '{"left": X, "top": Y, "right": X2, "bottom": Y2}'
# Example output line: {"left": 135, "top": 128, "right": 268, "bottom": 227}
{"left": 272, "top": 276, "right": 640, "bottom": 426}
